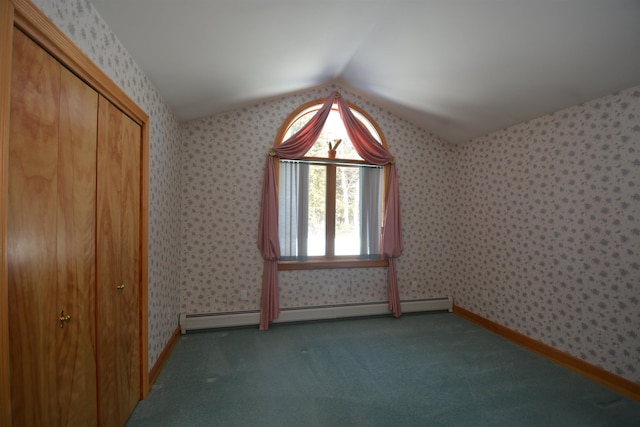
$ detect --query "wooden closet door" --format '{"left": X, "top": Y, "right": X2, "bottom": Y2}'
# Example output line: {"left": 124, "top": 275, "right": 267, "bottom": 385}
{"left": 7, "top": 29, "right": 99, "bottom": 426}
{"left": 97, "top": 96, "right": 142, "bottom": 427}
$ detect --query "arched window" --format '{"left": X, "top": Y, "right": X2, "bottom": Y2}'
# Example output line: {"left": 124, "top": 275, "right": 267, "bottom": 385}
{"left": 258, "top": 91, "right": 403, "bottom": 328}
{"left": 275, "top": 99, "right": 389, "bottom": 269}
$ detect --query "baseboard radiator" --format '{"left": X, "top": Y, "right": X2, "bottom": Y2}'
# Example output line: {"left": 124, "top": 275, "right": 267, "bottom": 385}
{"left": 179, "top": 297, "right": 453, "bottom": 334}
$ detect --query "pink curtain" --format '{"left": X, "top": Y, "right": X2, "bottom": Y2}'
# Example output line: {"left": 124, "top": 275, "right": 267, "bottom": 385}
{"left": 257, "top": 91, "right": 403, "bottom": 330}
{"left": 257, "top": 93, "right": 337, "bottom": 330}
{"left": 337, "top": 97, "right": 403, "bottom": 317}
{"left": 257, "top": 157, "right": 280, "bottom": 329}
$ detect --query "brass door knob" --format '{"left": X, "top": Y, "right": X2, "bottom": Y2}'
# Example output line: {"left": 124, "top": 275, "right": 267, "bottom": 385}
{"left": 116, "top": 284, "right": 125, "bottom": 291}
{"left": 59, "top": 310, "right": 71, "bottom": 328}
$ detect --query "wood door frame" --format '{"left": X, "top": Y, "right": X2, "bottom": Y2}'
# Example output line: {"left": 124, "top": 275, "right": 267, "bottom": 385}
{"left": 1, "top": 0, "right": 15, "bottom": 425}
{"left": 0, "top": 1, "right": 150, "bottom": 424}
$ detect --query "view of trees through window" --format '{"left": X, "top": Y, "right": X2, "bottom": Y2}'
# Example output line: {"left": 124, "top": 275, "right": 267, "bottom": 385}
{"left": 281, "top": 106, "right": 383, "bottom": 258}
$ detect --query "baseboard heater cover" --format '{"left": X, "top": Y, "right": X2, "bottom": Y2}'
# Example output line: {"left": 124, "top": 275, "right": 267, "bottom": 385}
{"left": 179, "top": 297, "right": 453, "bottom": 334}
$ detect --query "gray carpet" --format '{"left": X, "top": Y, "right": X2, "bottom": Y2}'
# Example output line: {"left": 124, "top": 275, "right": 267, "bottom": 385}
{"left": 126, "top": 312, "right": 640, "bottom": 426}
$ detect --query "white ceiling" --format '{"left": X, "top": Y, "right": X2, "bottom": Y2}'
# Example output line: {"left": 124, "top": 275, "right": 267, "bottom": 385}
{"left": 90, "top": 0, "right": 640, "bottom": 144}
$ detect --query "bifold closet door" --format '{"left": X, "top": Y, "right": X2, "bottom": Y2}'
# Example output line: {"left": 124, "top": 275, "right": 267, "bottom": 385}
{"left": 96, "top": 96, "right": 142, "bottom": 427}
{"left": 7, "top": 29, "right": 99, "bottom": 426}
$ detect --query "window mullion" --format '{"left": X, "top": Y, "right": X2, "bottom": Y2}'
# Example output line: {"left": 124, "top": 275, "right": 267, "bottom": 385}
{"left": 326, "top": 164, "right": 336, "bottom": 257}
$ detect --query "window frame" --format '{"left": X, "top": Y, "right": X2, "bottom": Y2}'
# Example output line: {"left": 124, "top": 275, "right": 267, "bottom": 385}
{"left": 274, "top": 98, "right": 390, "bottom": 271}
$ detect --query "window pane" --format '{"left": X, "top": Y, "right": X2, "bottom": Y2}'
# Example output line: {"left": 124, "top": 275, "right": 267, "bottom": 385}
{"left": 307, "top": 109, "right": 364, "bottom": 160}
{"left": 307, "top": 165, "right": 326, "bottom": 256}
{"left": 335, "top": 165, "right": 360, "bottom": 255}
{"left": 359, "top": 166, "right": 383, "bottom": 257}
{"left": 279, "top": 162, "right": 309, "bottom": 258}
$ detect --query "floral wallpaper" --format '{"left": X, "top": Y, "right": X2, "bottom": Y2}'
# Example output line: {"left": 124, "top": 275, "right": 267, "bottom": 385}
{"left": 28, "top": 0, "right": 640, "bottom": 386}
{"left": 454, "top": 86, "right": 640, "bottom": 382}
{"left": 32, "top": 0, "right": 183, "bottom": 368}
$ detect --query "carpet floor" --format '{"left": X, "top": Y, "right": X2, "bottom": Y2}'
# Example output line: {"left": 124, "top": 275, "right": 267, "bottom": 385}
{"left": 126, "top": 312, "right": 640, "bottom": 426}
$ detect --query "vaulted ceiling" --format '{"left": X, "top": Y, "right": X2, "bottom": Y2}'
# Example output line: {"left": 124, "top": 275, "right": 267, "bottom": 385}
{"left": 90, "top": 0, "right": 640, "bottom": 144}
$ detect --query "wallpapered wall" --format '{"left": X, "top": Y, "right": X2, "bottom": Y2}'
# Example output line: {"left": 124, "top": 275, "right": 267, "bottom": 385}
{"left": 30, "top": 0, "right": 640, "bottom": 384}
{"left": 33, "top": 0, "right": 183, "bottom": 368}
{"left": 180, "top": 85, "right": 456, "bottom": 312}
{"left": 455, "top": 86, "right": 640, "bottom": 382}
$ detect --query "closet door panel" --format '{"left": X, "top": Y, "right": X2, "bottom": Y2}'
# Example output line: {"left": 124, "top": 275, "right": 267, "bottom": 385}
{"left": 8, "top": 28, "right": 61, "bottom": 425}
{"left": 97, "top": 96, "right": 142, "bottom": 426}
{"left": 8, "top": 29, "right": 98, "bottom": 427}
{"left": 56, "top": 63, "right": 99, "bottom": 427}
{"left": 96, "top": 96, "right": 123, "bottom": 425}
{"left": 118, "top": 110, "right": 142, "bottom": 419}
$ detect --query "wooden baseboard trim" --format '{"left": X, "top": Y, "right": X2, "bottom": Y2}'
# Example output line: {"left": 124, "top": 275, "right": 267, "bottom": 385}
{"left": 148, "top": 327, "right": 181, "bottom": 389}
{"left": 453, "top": 305, "right": 640, "bottom": 403}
